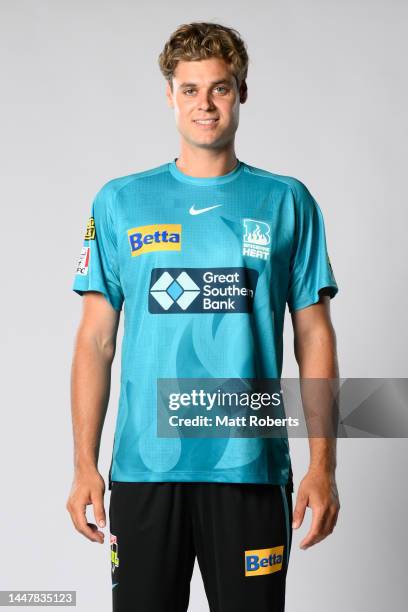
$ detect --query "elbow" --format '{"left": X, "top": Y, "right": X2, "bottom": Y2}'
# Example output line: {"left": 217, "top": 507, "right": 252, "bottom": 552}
{"left": 101, "top": 340, "right": 117, "bottom": 363}
{"left": 75, "top": 326, "right": 117, "bottom": 363}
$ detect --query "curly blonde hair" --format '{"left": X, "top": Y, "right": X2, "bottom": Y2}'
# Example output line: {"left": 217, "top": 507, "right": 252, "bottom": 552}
{"left": 158, "top": 22, "right": 249, "bottom": 89}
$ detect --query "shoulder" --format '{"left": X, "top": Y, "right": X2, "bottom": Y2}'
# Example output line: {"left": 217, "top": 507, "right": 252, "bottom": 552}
{"left": 96, "top": 163, "right": 169, "bottom": 199}
{"left": 243, "top": 162, "right": 314, "bottom": 201}
{"left": 244, "top": 163, "right": 323, "bottom": 220}
{"left": 92, "top": 162, "right": 170, "bottom": 212}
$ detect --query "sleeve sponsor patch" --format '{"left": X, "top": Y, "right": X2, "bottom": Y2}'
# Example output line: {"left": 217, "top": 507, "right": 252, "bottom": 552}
{"left": 84, "top": 216, "right": 96, "bottom": 240}
{"left": 76, "top": 246, "right": 90, "bottom": 275}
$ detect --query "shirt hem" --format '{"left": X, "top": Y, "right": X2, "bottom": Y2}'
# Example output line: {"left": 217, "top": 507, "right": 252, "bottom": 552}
{"left": 110, "top": 471, "right": 291, "bottom": 485}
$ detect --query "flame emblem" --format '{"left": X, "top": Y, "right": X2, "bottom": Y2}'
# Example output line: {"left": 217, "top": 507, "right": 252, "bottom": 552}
{"left": 243, "top": 219, "right": 271, "bottom": 247}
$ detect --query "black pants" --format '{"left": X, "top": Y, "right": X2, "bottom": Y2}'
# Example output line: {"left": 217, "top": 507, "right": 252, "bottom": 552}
{"left": 109, "top": 481, "right": 293, "bottom": 612}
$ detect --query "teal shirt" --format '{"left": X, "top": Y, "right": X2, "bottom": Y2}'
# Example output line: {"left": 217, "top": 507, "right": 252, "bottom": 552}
{"left": 72, "top": 160, "right": 338, "bottom": 488}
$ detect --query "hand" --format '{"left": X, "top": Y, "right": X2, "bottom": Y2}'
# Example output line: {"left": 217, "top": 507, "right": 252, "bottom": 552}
{"left": 292, "top": 469, "right": 340, "bottom": 550}
{"left": 66, "top": 469, "right": 106, "bottom": 543}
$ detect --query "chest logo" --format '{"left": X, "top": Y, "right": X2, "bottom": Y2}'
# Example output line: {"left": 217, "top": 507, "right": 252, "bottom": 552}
{"left": 128, "top": 224, "right": 181, "bottom": 257}
{"left": 189, "top": 204, "right": 223, "bottom": 215}
{"left": 149, "top": 267, "right": 258, "bottom": 314}
{"left": 242, "top": 218, "right": 271, "bottom": 261}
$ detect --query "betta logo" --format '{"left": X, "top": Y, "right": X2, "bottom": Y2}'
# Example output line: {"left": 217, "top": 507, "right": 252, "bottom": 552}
{"left": 127, "top": 224, "right": 181, "bottom": 257}
{"left": 244, "top": 545, "right": 284, "bottom": 576}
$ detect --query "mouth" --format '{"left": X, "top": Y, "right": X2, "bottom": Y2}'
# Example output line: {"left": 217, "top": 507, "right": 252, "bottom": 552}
{"left": 193, "top": 118, "right": 219, "bottom": 127}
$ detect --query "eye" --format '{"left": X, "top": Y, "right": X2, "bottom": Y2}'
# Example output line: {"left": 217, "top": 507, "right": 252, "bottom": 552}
{"left": 214, "top": 86, "right": 228, "bottom": 94}
{"left": 183, "top": 88, "right": 196, "bottom": 96}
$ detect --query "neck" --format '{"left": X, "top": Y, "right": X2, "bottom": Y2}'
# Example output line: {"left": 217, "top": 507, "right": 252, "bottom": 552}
{"left": 175, "top": 142, "right": 238, "bottom": 178}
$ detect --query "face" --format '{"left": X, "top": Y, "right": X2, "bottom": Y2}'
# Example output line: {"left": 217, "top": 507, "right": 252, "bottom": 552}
{"left": 166, "top": 57, "right": 247, "bottom": 151}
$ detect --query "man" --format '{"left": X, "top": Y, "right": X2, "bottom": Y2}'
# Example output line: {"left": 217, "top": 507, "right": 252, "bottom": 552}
{"left": 66, "top": 21, "right": 340, "bottom": 612}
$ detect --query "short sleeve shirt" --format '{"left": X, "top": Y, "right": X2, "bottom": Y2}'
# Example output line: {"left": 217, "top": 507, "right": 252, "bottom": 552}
{"left": 72, "top": 160, "right": 338, "bottom": 488}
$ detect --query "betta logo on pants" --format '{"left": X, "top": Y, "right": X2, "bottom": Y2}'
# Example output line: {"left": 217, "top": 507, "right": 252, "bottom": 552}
{"left": 244, "top": 545, "right": 284, "bottom": 576}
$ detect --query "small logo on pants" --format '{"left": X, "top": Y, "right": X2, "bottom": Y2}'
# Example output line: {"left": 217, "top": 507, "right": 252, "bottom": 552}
{"left": 110, "top": 534, "right": 119, "bottom": 573}
{"left": 244, "top": 545, "right": 284, "bottom": 576}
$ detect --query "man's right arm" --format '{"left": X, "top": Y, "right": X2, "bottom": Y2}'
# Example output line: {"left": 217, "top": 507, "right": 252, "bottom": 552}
{"left": 66, "top": 291, "right": 120, "bottom": 543}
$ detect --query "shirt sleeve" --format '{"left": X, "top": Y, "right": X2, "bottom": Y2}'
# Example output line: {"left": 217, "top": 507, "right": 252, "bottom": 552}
{"left": 286, "top": 180, "right": 339, "bottom": 313}
{"left": 72, "top": 184, "right": 124, "bottom": 312}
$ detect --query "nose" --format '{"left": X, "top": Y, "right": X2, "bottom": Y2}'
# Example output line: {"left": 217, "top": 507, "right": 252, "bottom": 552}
{"left": 197, "top": 90, "right": 215, "bottom": 112}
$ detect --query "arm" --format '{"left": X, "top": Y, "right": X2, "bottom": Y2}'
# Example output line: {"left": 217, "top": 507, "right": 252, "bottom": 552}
{"left": 291, "top": 291, "right": 340, "bottom": 549}
{"left": 66, "top": 291, "right": 120, "bottom": 543}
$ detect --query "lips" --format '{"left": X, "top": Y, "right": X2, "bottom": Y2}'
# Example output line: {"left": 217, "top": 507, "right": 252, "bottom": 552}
{"left": 193, "top": 118, "right": 219, "bottom": 125}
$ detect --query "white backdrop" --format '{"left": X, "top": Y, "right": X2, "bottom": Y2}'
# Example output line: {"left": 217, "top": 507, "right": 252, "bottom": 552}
{"left": 1, "top": 1, "right": 407, "bottom": 610}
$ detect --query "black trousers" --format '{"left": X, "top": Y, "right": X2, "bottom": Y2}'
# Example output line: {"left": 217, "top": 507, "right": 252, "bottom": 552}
{"left": 109, "top": 481, "right": 293, "bottom": 612}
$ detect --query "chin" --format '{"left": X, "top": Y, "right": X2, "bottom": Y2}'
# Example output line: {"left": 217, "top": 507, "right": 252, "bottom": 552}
{"left": 193, "top": 132, "right": 230, "bottom": 148}
{"left": 183, "top": 134, "right": 217, "bottom": 148}
{"left": 194, "top": 139, "right": 224, "bottom": 150}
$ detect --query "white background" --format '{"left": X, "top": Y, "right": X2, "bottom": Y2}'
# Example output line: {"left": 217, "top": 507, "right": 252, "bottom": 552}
{"left": 1, "top": 1, "right": 407, "bottom": 610}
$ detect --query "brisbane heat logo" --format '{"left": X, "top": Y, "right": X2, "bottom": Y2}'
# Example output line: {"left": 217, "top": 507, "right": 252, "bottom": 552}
{"left": 242, "top": 218, "right": 271, "bottom": 260}
{"left": 127, "top": 224, "right": 181, "bottom": 257}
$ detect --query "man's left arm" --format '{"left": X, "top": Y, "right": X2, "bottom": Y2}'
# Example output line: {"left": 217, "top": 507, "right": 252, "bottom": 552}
{"left": 291, "top": 290, "right": 341, "bottom": 550}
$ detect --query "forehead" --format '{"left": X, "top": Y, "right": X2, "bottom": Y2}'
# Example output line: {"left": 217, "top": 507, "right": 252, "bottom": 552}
{"left": 173, "top": 57, "right": 235, "bottom": 85}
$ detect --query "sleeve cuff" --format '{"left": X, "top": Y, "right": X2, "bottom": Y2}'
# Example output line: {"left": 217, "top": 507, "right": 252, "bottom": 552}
{"left": 72, "top": 284, "right": 123, "bottom": 312}
{"left": 288, "top": 283, "right": 338, "bottom": 313}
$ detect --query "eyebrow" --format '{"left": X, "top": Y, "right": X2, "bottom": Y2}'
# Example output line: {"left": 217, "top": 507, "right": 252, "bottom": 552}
{"left": 178, "top": 79, "right": 234, "bottom": 88}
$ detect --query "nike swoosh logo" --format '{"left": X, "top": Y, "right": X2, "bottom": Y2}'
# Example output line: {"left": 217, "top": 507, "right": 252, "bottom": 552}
{"left": 189, "top": 204, "right": 223, "bottom": 215}
{"left": 112, "top": 583, "right": 119, "bottom": 589}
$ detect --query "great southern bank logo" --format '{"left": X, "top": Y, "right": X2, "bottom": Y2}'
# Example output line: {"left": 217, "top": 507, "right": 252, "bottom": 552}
{"left": 149, "top": 267, "right": 259, "bottom": 314}
{"left": 244, "top": 545, "right": 284, "bottom": 577}
{"left": 128, "top": 224, "right": 181, "bottom": 257}
{"left": 150, "top": 271, "right": 200, "bottom": 311}
{"left": 242, "top": 218, "right": 271, "bottom": 260}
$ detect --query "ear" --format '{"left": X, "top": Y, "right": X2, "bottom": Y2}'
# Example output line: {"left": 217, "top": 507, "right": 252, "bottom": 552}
{"left": 165, "top": 80, "right": 174, "bottom": 108}
{"left": 239, "top": 80, "right": 248, "bottom": 104}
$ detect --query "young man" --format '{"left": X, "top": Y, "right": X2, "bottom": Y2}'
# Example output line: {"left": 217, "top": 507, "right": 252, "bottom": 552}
{"left": 67, "top": 22, "right": 340, "bottom": 612}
